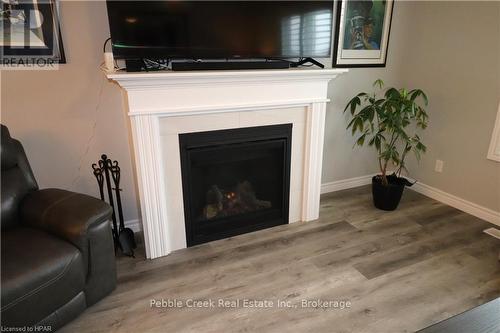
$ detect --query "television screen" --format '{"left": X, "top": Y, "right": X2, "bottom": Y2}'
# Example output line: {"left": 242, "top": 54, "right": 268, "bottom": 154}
{"left": 107, "top": 1, "right": 334, "bottom": 60}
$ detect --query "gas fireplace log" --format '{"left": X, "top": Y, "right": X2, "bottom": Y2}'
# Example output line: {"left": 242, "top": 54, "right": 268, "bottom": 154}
{"left": 202, "top": 181, "right": 272, "bottom": 220}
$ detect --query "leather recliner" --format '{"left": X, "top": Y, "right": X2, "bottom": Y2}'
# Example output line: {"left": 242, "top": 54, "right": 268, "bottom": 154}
{"left": 1, "top": 124, "right": 117, "bottom": 331}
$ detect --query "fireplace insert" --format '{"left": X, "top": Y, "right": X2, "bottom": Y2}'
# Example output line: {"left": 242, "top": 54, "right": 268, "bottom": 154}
{"left": 179, "top": 124, "right": 292, "bottom": 246}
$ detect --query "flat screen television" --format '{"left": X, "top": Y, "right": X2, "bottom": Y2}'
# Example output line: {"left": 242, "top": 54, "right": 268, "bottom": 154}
{"left": 106, "top": 1, "right": 334, "bottom": 60}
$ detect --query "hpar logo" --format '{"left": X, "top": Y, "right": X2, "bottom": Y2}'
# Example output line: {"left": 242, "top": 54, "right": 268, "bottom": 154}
{"left": 1, "top": 0, "right": 65, "bottom": 70}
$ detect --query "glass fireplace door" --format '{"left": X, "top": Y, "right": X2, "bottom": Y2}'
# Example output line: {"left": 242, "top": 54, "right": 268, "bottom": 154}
{"left": 179, "top": 124, "right": 292, "bottom": 246}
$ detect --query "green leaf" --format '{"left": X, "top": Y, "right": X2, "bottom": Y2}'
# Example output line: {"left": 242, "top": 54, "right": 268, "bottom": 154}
{"left": 350, "top": 98, "right": 359, "bottom": 114}
{"left": 401, "top": 88, "right": 409, "bottom": 98}
{"left": 398, "top": 128, "right": 410, "bottom": 141}
{"left": 373, "top": 79, "right": 384, "bottom": 89}
{"left": 356, "top": 117, "right": 364, "bottom": 132}
{"left": 375, "top": 135, "right": 381, "bottom": 151}
{"left": 414, "top": 149, "right": 421, "bottom": 161}
{"left": 419, "top": 90, "right": 429, "bottom": 106}
{"left": 416, "top": 142, "right": 427, "bottom": 152}
{"left": 368, "top": 107, "right": 375, "bottom": 122}
{"left": 343, "top": 101, "right": 351, "bottom": 113}
{"left": 345, "top": 83, "right": 429, "bottom": 171}
{"left": 344, "top": 96, "right": 360, "bottom": 114}
{"left": 410, "top": 89, "right": 429, "bottom": 106}
{"left": 351, "top": 117, "right": 364, "bottom": 135}
{"left": 356, "top": 134, "right": 366, "bottom": 146}
{"left": 385, "top": 88, "right": 400, "bottom": 100}
{"left": 346, "top": 116, "right": 357, "bottom": 130}
{"left": 350, "top": 96, "right": 361, "bottom": 115}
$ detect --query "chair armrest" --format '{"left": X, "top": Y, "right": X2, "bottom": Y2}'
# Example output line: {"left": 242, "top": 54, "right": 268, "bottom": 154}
{"left": 20, "top": 188, "right": 112, "bottom": 255}
{"left": 20, "top": 188, "right": 117, "bottom": 304}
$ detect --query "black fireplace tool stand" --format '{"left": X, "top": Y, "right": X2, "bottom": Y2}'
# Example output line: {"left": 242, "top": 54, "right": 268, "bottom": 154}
{"left": 92, "top": 154, "right": 136, "bottom": 257}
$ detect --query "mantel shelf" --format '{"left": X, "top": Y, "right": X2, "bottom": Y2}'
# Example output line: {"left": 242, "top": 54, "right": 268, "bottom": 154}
{"left": 107, "top": 68, "right": 348, "bottom": 89}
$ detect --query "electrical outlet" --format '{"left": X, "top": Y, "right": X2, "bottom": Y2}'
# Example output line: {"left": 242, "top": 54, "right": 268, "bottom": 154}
{"left": 435, "top": 159, "right": 444, "bottom": 173}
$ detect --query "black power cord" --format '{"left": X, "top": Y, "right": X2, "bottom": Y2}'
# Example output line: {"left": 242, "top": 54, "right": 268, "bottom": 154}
{"left": 103, "top": 37, "right": 112, "bottom": 53}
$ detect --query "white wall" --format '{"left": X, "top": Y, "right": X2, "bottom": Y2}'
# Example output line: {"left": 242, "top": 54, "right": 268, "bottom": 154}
{"left": 1, "top": 1, "right": 498, "bottom": 225}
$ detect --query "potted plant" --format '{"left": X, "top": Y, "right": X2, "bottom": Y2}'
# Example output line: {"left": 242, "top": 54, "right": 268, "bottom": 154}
{"left": 344, "top": 79, "right": 429, "bottom": 211}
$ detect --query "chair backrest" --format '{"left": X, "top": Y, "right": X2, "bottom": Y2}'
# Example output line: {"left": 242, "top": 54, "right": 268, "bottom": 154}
{"left": 1, "top": 125, "right": 38, "bottom": 229}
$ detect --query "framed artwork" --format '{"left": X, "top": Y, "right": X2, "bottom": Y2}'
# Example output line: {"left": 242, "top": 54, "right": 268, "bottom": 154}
{"left": 1, "top": 0, "right": 65, "bottom": 65}
{"left": 487, "top": 103, "right": 500, "bottom": 162}
{"left": 333, "top": 0, "right": 394, "bottom": 67}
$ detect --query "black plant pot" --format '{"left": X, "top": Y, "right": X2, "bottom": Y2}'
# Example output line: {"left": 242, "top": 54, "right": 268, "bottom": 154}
{"left": 372, "top": 174, "right": 412, "bottom": 211}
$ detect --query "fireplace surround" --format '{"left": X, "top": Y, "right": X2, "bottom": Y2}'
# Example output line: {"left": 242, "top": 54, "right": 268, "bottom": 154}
{"left": 108, "top": 68, "right": 347, "bottom": 259}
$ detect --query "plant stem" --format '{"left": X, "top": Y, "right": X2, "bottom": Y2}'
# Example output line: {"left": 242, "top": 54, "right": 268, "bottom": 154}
{"left": 381, "top": 130, "right": 399, "bottom": 185}
{"left": 396, "top": 143, "right": 410, "bottom": 178}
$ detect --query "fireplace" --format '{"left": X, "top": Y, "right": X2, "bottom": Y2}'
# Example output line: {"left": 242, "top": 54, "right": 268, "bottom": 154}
{"left": 179, "top": 124, "right": 292, "bottom": 246}
{"left": 108, "top": 68, "right": 347, "bottom": 258}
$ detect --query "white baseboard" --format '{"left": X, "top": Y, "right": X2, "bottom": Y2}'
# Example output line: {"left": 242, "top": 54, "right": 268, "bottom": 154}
{"left": 123, "top": 176, "right": 374, "bottom": 233}
{"left": 410, "top": 182, "right": 500, "bottom": 227}
{"left": 320, "top": 174, "right": 373, "bottom": 194}
{"left": 320, "top": 174, "right": 500, "bottom": 227}
{"left": 125, "top": 176, "right": 500, "bottom": 233}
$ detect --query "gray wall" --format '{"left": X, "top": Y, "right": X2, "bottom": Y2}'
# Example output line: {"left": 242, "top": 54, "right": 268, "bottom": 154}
{"left": 1, "top": 2, "right": 140, "bottom": 222}
{"left": 399, "top": 1, "right": 500, "bottom": 212}
{"left": 1, "top": 1, "right": 499, "bottom": 225}
{"left": 322, "top": 2, "right": 412, "bottom": 183}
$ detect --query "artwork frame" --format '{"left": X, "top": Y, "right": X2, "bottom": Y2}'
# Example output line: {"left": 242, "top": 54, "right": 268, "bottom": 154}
{"left": 487, "top": 103, "right": 500, "bottom": 163}
{"left": 333, "top": 0, "right": 394, "bottom": 68}
{"left": 1, "top": 0, "right": 66, "bottom": 65}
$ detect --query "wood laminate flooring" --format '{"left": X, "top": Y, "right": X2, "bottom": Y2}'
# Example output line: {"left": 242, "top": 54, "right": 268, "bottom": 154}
{"left": 417, "top": 297, "right": 500, "bottom": 333}
{"left": 61, "top": 186, "right": 500, "bottom": 333}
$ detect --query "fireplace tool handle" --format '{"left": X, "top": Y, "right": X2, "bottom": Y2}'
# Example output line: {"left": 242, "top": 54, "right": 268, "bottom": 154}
{"left": 110, "top": 161, "right": 136, "bottom": 256}
{"left": 91, "top": 164, "right": 105, "bottom": 201}
{"left": 110, "top": 162, "right": 125, "bottom": 230}
{"left": 100, "top": 155, "right": 119, "bottom": 246}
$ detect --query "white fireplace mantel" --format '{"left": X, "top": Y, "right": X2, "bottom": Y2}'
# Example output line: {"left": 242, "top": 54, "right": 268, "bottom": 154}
{"left": 108, "top": 68, "right": 348, "bottom": 259}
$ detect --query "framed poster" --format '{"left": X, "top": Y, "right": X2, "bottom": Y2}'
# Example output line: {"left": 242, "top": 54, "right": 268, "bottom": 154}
{"left": 1, "top": 0, "right": 65, "bottom": 65}
{"left": 333, "top": 0, "right": 394, "bottom": 67}
{"left": 487, "top": 103, "right": 500, "bottom": 162}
